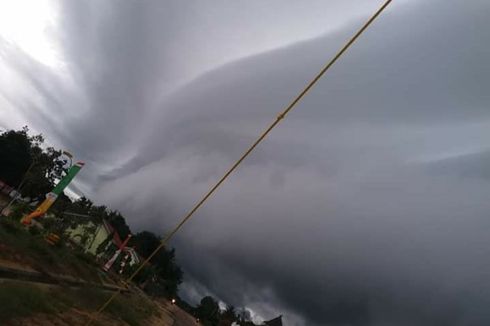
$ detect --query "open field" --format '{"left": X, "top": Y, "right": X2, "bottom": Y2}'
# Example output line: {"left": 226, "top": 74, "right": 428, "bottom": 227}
{"left": 0, "top": 217, "right": 198, "bottom": 326}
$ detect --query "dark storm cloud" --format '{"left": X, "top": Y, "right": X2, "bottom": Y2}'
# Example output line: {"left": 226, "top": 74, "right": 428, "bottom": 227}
{"left": 425, "top": 150, "right": 490, "bottom": 180}
{"left": 2, "top": 0, "right": 382, "bottom": 173}
{"left": 53, "top": 1, "right": 195, "bottom": 158}
{"left": 2, "top": 0, "right": 490, "bottom": 325}
{"left": 95, "top": 1, "right": 490, "bottom": 325}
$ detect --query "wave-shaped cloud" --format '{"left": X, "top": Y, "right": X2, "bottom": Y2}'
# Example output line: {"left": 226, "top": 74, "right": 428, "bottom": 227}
{"left": 2, "top": 0, "right": 490, "bottom": 324}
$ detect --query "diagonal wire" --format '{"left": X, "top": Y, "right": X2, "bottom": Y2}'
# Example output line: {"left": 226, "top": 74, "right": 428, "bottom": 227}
{"left": 85, "top": 1, "right": 392, "bottom": 324}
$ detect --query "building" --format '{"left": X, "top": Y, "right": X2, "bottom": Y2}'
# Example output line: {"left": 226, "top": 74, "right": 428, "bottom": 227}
{"left": 264, "top": 315, "right": 282, "bottom": 326}
{"left": 65, "top": 219, "right": 140, "bottom": 267}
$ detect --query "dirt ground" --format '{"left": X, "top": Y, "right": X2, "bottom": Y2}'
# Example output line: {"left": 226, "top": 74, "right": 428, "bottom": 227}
{"left": 4, "top": 299, "right": 199, "bottom": 326}
{"left": 0, "top": 224, "right": 200, "bottom": 326}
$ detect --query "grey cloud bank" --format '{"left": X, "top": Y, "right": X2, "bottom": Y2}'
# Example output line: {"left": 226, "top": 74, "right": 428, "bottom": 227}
{"left": 2, "top": 0, "right": 490, "bottom": 325}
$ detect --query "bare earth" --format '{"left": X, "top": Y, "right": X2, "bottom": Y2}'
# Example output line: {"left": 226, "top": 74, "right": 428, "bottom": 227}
{"left": 4, "top": 299, "right": 200, "bottom": 326}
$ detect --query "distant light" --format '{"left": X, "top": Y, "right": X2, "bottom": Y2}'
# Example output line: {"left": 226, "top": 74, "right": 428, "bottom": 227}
{"left": 171, "top": 298, "right": 176, "bottom": 304}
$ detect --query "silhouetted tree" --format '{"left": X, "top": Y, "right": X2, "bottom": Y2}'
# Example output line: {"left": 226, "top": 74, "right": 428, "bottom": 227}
{"left": 220, "top": 304, "right": 238, "bottom": 325}
{"left": 0, "top": 127, "right": 32, "bottom": 187}
{"left": 196, "top": 296, "right": 220, "bottom": 326}
{"left": 0, "top": 127, "right": 68, "bottom": 199}
{"left": 130, "top": 231, "right": 183, "bottom": 297}
{"left": 106, "top": 210, "right": 131, "bottom": 240}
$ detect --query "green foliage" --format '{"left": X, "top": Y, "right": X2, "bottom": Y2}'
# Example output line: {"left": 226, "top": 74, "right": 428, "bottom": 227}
{"left": 130, "top": 231, "right": 183, "bottom": 297}
{"left": 131, "top": 231, "right": 160, "bottom": 258}
{"left": 0, "top": 282, "right": 160, "bottom": 324}
{"left": 222, "top": 305, "right": 238, "bottom": 323}
{"left": 196, "top": 296, "right": 220, "bottom": 325}
{"left": 0, "top": 127, "right": 32, "bottom": 187}
{"left": 9, "top": 201, "right": 31, "bottom": 220}
{"left": 106, "top": 210, "right": 131, "bottom": 240}
{"left": 25, "top": 146, "right": 67, "bottom": 199}
{"left": 0, "top": 127, "right": 69, "bottom": 200}
{"left": 51, "top": 192, "right": 73, "bottom": 215}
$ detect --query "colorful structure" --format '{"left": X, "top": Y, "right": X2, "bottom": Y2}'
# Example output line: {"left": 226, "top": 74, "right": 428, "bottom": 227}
{"left": 21, "top": 161, "right": 84, "bottom": 225}
{"left": 65, "top": 219, "right": 141, "bottom": 273}
{"left": 103, "top": 234, "right": 132, "bottom": 272}
{"left": 65, "top": 219, "right": 140, "bottom": 268}
{"left": 65, "top": 219, "right": 110, "bottom": 255}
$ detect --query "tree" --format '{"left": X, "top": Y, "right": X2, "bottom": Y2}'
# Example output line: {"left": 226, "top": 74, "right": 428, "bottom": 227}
{"left": 0, "top": 127, "right": 32, "bottom": 187}
{"left": 236, "top": 308, "right": 256, "bottom": 326}
{"left": 130, "top": 231, "right": 183, "bottom": 297}
{"left": 24, "top": 144, "right": 67, "bottom": 199}
{"left": 70, "top": 197, "right": 94, "bottom": 214}
{"left": 221, "top": 305, "right": 238, "bottom": 323}
{"left": 106, "top": 210, "right": 131, "bottom": 240}
{"left": 0, "top": 127, "right": 68, "bottom": 199}
{"left": 51, "top": 192, "right": 73, "bottom": 215}
{"left": 131, "top": 231, "right": 160, "bottom": 257}
{"left": 88, "top": 204, "right": 107, "bottom": 224}
{"left": 196, "top": 296, "right": 220, "bottom": 326}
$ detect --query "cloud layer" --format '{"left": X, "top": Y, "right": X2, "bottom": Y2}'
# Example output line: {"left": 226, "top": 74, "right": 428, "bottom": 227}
{"left": 2, "top": 0, "right": 490, "bottom": 325}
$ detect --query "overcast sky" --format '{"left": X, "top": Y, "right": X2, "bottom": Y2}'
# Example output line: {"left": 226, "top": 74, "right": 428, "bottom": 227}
{"left": 1, "top": 0, "right": 490, "bottom": 325}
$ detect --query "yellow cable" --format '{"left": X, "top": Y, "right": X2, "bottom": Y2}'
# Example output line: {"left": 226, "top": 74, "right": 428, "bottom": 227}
{"left": 85, "top": 1, "right": 392, "bottom": 324}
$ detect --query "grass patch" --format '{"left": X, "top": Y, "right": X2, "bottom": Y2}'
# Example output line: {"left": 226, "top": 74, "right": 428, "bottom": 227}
{"left": 0, "top": 220, "right": 161, "bottom": 324}
{"left": 52, "top": 286, "right": 160, "bottom": 325}
{"left": 108, "top": 292, "right": 161, "bottom": 325}
{"left": 0, "top": 282, "right": 160, "bottom": 325}
{"left": 0, "top": 217, "right": 21, "bottom": 235}
{"left": 72, "top": 287, "right": 159, "bottom": 326}
{"left": 0, "top": 220, "right": 101, "bottom": 282}
{"left": 0, "top": 282, "right": 64, "bottom": 320}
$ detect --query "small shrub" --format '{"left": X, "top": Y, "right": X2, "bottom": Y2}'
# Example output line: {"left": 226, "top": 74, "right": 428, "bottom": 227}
{"left": 9, "top": 202, "right": 31, "bottom": 220}
{"left": 28, "top": 225, "right": 41, "bottom": 236}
